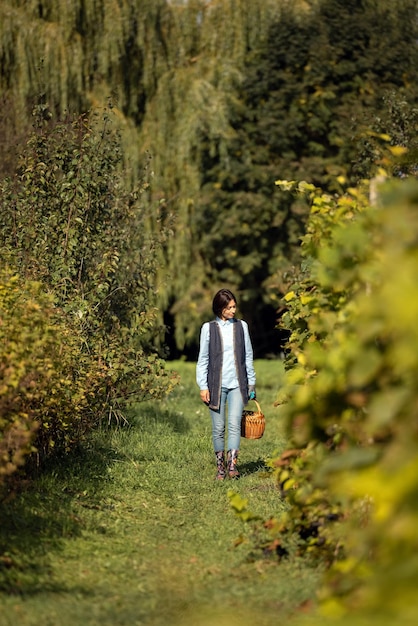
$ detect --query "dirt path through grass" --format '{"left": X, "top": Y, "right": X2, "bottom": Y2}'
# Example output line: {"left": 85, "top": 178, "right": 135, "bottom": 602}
{"left": 0, "top": 361, "right": 321, "bottom": 626}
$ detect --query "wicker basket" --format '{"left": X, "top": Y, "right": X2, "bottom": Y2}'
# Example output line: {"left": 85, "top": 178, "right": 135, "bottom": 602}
{"left": 241, "top": 399, "right": 265, "bottom": 439}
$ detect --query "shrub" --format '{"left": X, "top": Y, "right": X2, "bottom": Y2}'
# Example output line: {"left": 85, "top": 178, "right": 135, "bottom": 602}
{"left": 272, "top": 175, "right": 418, "bottom": 622}
{"left": 227, "top": 167, "right": 418, "bottom": 623}
{"left": 0, "top": 269, "right": 105, "bottom": 487}
{"left": 0, "top": 107, "right": 177, "bottom": 481}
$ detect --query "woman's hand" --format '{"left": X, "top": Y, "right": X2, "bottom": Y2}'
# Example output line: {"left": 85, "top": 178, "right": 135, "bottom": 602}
{"left": 200, "top": 389, "right": 210, "bottom": 404}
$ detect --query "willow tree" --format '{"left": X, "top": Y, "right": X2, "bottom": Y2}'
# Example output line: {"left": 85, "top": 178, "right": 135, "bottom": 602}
{"left": 0, "top": 0, "right": 176, "bottom": 180}
{"left": 0, "top": 0, "right": 177, "bottom": 115}
{"left": 186, "top": 0, "right": 418, "bottom": 354}
{"left": 137, "top": 0, "right": 418, "bottom": 355}
{"left": 138, "top": 0, "right": 282, "bottom": 352}
{"left": 0, "top": 0, "right": 283, "bottom": 354}
{"left": 4, "top": 0, "right": 415, "bottom": 358}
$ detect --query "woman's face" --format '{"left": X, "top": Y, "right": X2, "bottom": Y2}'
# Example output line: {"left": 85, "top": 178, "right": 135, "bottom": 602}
{"left": 220, "top": 299, "right": 236, "bottom": 321}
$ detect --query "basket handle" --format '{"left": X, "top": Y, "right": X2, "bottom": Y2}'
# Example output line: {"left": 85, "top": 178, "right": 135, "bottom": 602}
{"left": 248, "top": 398, "right": 262, "bottom": 413}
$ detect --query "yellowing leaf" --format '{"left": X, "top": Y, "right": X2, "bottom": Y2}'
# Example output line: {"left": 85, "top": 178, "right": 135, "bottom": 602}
{"left": 300, "top": 294, "right": 314, "bottom": 305}
{"left": 388, "top": 145, "right": 408, "bottom": 156}
{"left": 284, "top": 291, "right": 296, "bottom": 301}
{"left": 298, "top": 181, "right": 317, "bottom": 194}
{"left": 227, "top": 490, "right": 248, "bottom": 512}
{"left": 365, "top": 130, "right": 391, "bottom": 141}
{"left": 275, "top": 179, "right": 297, "bottom": 190}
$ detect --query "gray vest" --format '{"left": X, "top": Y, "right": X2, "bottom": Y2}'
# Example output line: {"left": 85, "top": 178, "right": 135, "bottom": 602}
{"left": 207, "top": 319, "right": 249, "bottom": 410}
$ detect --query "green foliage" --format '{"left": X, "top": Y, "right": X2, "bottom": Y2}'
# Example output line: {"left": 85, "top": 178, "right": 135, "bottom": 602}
{"left": 185, "top": 0, "right": 418, "bottom": 351}
{"left": 1, "top": 0, "right": 418, "bottom": 358}
{"left": 352, "top": 91, "right": 418, "bottom": 180}
{"left": 0, "top": 0, "right": 173, "bottom": 123}
{"left": 0, "top": 269, "right": 103, "bottom": 486}
{"left": 265, "top": 174, "right": 418, "bottom": 623}
{"left": 137, "top": 0, "right": 282, "bottom": 351}
{"left": 0, "top": 107, "right": 176, "bottom": 480}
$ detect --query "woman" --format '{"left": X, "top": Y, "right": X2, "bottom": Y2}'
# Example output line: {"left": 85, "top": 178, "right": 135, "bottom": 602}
{"left": 196, "top": 288, "right": 256, "bottom": 480}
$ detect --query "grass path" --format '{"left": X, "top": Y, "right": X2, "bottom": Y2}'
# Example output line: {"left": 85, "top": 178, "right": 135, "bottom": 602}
{"left": 0, "top": 361, "right": 321, "bottom": 626}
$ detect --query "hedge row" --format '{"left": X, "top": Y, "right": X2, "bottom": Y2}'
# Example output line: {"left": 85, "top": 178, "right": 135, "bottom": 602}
{"left": 228, "top": 165, "right": 418, "bottom": 623}
{"left": 0, "top": 270, "right": 105, "bottom": 479}
{"left": 0, "top": 109, "right": 176, "bottom": 489}
{"left": 272, "top": 173, "right": 418, "bottom": 623}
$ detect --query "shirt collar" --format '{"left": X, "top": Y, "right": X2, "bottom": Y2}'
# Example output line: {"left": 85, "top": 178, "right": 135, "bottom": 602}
{"left": 216, "top": 316, "right": 234, "bottom": 326}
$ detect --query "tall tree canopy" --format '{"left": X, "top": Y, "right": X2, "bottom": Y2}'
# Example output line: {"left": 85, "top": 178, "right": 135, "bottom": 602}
{"left": 1, "top": 0, "right": 417, "bottom": 356}
{"left": 184, "top": 0, "right": 418, "bottom": 353}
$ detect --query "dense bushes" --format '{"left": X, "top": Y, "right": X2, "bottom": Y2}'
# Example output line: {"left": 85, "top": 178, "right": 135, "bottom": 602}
{"left": 226, "top": 171, "right": 418, "bottom": 622}
{"left": 193, "top": 0, "right": 418, "bottom": 354}
{"left": 0, "top": 108, "right": 176, "bottom": 487}
{"left": 259, "top": 173, "right": 418, "bottom": 623}
{"left": 0, "top": 270, "right": 103, "bottom": 479}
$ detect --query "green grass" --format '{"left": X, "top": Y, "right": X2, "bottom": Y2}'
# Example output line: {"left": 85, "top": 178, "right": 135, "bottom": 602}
{"left": 0, "top": 360, "right": 322, "bottom": 626}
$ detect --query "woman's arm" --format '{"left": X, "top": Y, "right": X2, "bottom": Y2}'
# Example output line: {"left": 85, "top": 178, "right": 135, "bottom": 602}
{"left": 242, "top": 320, "right": 256, "bottom": 386}
{"left": 196, "top": 323, "right": 210, "bottom": 398}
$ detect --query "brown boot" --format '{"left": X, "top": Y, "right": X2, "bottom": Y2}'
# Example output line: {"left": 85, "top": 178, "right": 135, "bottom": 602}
{"left": 227, "top": 449, "right": 240, "bottom": 478}
{"left": 215, "top": 451, "right": 226, "bottom": 480}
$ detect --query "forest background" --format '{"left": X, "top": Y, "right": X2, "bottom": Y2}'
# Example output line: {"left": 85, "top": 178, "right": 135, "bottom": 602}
{"left": 1, "top": 0, "right": 418, "bottom": 624}
{"left": 2, "top": 0, "right": 417, "bottom": 358}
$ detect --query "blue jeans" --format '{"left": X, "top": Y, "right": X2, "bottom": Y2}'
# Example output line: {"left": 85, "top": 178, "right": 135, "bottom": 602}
{"left": 209, "top": 386, "right": 244, "bottom": 452}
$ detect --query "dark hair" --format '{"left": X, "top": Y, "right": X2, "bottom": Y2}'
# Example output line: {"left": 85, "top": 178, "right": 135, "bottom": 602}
{"left": 212, "top": 289, "right": 237, "bottom": 317}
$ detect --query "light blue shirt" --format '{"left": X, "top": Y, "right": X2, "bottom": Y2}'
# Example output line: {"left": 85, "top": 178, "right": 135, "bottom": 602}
{"left": 196, "top": 317, "right": 256, "bottom": 390}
